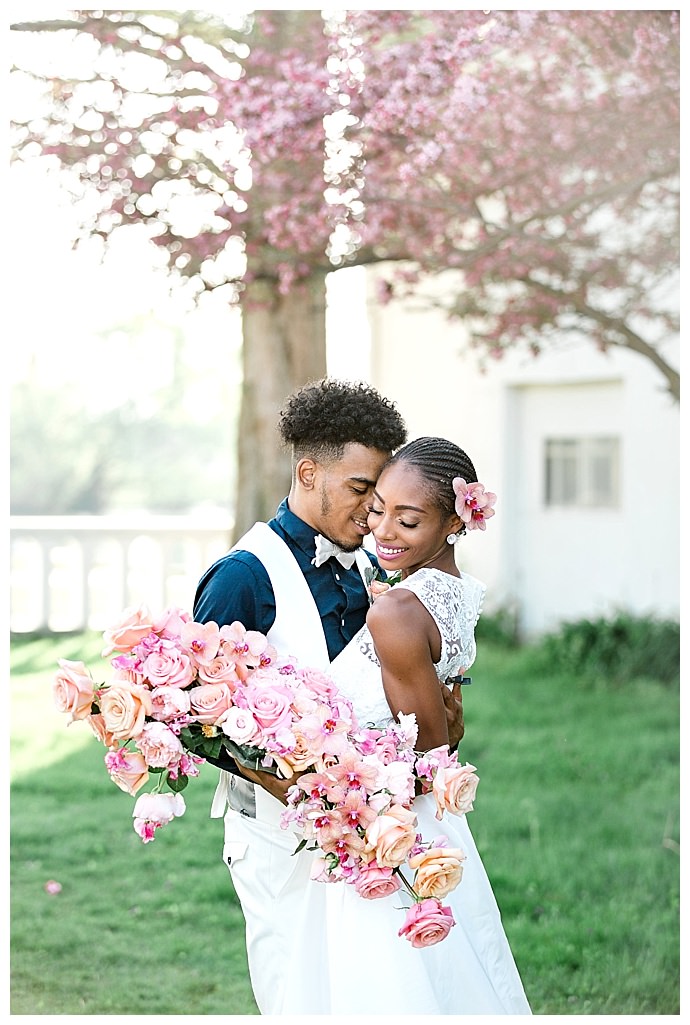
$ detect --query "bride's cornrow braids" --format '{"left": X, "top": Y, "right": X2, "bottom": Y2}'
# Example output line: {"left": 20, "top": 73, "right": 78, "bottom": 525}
{"left": 390, "top": 437, "right": 478, "bottom": 531}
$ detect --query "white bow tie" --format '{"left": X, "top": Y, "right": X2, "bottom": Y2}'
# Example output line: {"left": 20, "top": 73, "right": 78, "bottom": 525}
{"left": 312, "top": 534, "right": 357, "bottom": 569}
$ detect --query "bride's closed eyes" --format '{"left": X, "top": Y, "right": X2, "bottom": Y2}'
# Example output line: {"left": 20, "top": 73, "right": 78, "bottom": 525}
{"left": 369, "top": 506, "right": 419, "bottom": 529}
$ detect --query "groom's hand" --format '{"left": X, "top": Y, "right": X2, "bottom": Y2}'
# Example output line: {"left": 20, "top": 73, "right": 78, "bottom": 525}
{"left": 235, "top": 762, "right": 303, "bottom": 805}
{"left": 442, "top": 676, "right": 465, "bottom": 751}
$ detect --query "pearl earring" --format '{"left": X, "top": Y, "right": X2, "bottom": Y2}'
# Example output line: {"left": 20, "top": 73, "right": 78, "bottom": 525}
{"left": 446, "top": 533, "right": 459, "bottom": 545}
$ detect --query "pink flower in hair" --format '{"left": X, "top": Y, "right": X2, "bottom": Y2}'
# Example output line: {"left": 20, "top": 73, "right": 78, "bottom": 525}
{"left": 452, "top": 478, "right": 497, "bottom": 531}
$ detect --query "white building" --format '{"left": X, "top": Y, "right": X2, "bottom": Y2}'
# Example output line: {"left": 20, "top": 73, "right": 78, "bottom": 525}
{"left": 332, "top": 266, "right": 680, "bottom": 639}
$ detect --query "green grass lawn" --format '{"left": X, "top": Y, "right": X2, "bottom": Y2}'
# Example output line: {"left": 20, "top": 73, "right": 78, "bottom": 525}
{"left": 10, "top": 632, "right": 680, "bottom": 1014}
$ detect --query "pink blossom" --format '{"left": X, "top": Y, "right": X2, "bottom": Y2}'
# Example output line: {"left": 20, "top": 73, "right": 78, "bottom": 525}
{"left": 452, "top": 478, "right": 497, "bottom": 531}
{"left": 180, "top": 620, "right": 222, "bottom": 665}
{"left": 196, "top": 653, "right": 242, "bottom": 688}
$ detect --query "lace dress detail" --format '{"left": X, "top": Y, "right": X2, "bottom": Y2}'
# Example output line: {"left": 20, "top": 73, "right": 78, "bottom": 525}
{"left": 329, "top": 567, "right": 485, "bottom": 729}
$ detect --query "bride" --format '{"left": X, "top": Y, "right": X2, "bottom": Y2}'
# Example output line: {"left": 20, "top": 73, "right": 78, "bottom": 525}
{"left": 252, "top": 436, "right": 532, "bottom": 1015}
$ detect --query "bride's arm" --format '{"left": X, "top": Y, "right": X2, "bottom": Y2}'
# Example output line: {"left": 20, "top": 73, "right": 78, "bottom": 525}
{"left": 366, "top": 589, "right": 449, "bottom": 751}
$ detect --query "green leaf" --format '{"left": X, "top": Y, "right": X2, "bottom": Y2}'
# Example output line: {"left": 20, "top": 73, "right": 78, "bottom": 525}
{"left": 166, "top": 773, "right": 189, "bottom": 793}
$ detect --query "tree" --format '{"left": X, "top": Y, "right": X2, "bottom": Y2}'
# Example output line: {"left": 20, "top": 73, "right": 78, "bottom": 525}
{"left": 10, "top": 9, "right": 679, "bottom": 530}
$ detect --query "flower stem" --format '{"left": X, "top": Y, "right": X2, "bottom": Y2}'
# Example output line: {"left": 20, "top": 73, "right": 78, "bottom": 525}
{"left": 394, "top": 866, "right": 420, "bottom": 903}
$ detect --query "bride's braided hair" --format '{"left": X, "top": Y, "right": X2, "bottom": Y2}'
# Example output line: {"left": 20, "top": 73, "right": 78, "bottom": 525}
{"left": 389, "top": 436, "right": 478, "bottom": 532}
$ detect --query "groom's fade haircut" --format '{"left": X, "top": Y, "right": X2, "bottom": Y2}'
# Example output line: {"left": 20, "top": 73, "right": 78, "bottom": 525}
{"left": 278, "top": 378, "right": 407, "bottom": 467}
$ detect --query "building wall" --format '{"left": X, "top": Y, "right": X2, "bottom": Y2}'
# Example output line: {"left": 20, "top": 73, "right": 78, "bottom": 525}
{"left": 359, "top": 265, "right": 679, "bottom": 638}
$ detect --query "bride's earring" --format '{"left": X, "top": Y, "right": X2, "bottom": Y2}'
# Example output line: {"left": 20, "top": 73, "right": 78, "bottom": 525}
{"left": 446, "top": 533, "right": 459, "bottom": 545}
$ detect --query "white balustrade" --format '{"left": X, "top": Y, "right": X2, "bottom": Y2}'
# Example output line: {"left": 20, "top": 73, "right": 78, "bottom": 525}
{"left": 9, "top": 515, "right": 234, "bottom": 633}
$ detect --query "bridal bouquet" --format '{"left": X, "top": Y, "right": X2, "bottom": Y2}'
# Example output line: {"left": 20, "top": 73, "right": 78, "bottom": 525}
{"left": 53, "top": 603, "right": 479, "bottom": 946}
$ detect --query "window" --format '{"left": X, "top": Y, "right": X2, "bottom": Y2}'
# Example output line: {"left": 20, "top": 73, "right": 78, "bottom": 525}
{"left": 545, "top": 437, "right": 620, "bottom": 507}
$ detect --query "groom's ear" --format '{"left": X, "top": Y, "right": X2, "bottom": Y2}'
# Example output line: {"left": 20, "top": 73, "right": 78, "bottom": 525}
{"left": 296, "top": 458, "right": 317, "bottom": 490}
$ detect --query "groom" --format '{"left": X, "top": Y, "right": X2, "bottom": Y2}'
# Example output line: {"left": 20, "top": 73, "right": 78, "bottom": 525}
{"left": 193, "top": 378, "right": 466, "bottom": 1012}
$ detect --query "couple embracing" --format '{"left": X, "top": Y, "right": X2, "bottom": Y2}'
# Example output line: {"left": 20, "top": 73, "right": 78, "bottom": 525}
{"left": 194, "top": 378, "right": 531, "bottom": 1016}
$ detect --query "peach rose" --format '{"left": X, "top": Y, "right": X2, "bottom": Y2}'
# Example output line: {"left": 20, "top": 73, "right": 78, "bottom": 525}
{"left": 409, "top": 845, "right": 467, "bottom": 899}
{"left": 432, "top": 762, "right": 480, "bottom": 821}
{"left": 354, "top": 862, "right": 402, "bottom": 900}
{"left": 196, "top": 653, "right": 242, "bottom": 688}
{"left": 53, "top": 659, "right": 96, "bottom": 722}
{"left": 86, "top": 712, "right": 117, "bottom": 748}
{"left": 272, "top": 729, "right": 320, "bottom": 779}
{"left": 188, "top": 681, "right": 235, "bottom": 725}
{"left": 105, "top": 748, "right": 149, "bottom": 795}
{"left": 99, "top": 682, "right": 153, "bottom": 740}
{"left": 365, "top": 805, "right": 418, "bottom": 868}
{"left": 101, "top": 605, "right": 154, "bottom": 656}
{"left": 398, "top": 898, "right": 456, "bottom": 948}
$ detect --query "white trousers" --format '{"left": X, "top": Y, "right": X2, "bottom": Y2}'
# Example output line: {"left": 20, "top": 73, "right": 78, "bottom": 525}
{"left": 222, "top": 787, "right": 323, "bottom": 1014}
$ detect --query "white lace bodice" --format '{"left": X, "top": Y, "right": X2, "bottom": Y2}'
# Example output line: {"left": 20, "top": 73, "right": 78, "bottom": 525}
{"left": 328, "top": 567, "right": 486, "bottom": 728}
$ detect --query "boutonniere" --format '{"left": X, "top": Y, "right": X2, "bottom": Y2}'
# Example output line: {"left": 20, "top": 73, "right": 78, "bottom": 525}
{"left": 364, "top": 566, "right": 402, "bottom": 604}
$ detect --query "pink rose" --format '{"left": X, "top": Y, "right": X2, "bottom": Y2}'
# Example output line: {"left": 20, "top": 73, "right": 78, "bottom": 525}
{"left": 408, "top": 845, "right": 467, "bottom": 899}
{"left": 53, "top": 659, "right": 96, "bottom": 721}
{"left": 149, "top": 685, "right": 191, "bottom": 721}
{"left": 105, "top": 748, "right": 149, "bottom": 795}
{"left": 432, "top": 762, "right": 480, "bottom": 821}
{"left": 369, "top": 579, "right": 392, "bottom": 600}
{"left": 140, "top": 642, "right": 195, "bottom": 689}
{"left": 398, "top": 898, "right": 456, "bottom": 948}
{"left": 99, "top": 682, "right": 153, "bottom": 740}
{"left": 219, "top": 706, "right": 262, "bottom": 746}
{"left": 188, "top": 681, "right": 235, "bottom": 725}
{"left": 243, "top": 679, "right": 294, "bottom": 732}
{"left": 295, "top": 666, "right": 339, "bottom": 701}
{"left": 135, "top": 721, "right": 184, "bottom": 769}
{"left": 365, "top": 805, "right": 418, "bottom": 868}
{"left": 152, "top": 606, "right": 192, "bottom": 637}
{"left": 101, "top": 605, "right": 154, "bottom": 656}
{"left": 196, "top": 653, "right": 242, "bottom": 688}
{"left": 353, "top": 862, "right": 402, "bottom": 900}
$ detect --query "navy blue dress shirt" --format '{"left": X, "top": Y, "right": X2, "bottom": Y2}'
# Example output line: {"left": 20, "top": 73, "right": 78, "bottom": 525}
{"left": 193, "top": 499, "right": 378, "bottom": 661}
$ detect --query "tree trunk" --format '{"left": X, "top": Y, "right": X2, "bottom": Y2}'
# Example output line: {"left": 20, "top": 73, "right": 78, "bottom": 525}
{"left": 233, "top": 271, "right": 328, "bottom": 539}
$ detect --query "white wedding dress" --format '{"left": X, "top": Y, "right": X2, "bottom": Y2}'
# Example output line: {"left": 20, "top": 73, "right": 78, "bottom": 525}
{"left": 269, "top": 567, "right": 532, "bottom": 1015}
{"left": 313, "top": 569, "right": 533, "bottom": 1016}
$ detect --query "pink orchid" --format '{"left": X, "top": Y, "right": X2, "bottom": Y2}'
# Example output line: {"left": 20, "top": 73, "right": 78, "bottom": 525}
{"left": 180, "top": 620, "right": 221, "bottom": 664}
{"left": 452, "top": 477, "right": 497, "bottom": 530}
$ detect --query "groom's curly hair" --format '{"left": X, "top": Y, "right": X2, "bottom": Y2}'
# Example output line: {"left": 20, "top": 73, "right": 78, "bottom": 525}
{"left": 278, "top": 378, "right": 407, "bottom": 463}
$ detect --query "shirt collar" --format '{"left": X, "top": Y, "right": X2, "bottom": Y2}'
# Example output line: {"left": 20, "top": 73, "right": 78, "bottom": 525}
{"left": 274, "top": 498, "right": 321, "bottom": 558}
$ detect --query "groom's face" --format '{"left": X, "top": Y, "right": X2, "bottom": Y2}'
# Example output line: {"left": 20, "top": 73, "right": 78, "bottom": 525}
{"left": 306, "top": 443, "right": 391, "bottom": 552}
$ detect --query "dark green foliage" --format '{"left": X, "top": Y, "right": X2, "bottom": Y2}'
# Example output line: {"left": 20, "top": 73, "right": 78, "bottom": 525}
{"left": 533, "top": 613, "right": 680, "bottom": 686}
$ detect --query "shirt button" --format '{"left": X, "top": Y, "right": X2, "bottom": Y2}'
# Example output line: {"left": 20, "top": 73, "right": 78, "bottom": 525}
{"left": 341, "top": 618, "right": 345, "bottom": 627}
{"left": 335, "top": 573, "right": 340, "bottom": 581}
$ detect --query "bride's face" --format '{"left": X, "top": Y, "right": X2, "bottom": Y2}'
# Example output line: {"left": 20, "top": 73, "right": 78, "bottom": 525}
{"left": 367, "top": 462, "right": 460, "bottom": 575}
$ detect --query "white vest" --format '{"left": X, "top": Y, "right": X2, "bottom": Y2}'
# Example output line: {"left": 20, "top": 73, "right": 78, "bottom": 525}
{"left": 210, "top": 522, "right": 372, "bottom": 816}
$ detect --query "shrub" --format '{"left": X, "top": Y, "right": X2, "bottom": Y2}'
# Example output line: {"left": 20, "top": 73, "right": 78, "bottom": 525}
{"left": 535, "top": 612, "right": 680, "bottom": 686}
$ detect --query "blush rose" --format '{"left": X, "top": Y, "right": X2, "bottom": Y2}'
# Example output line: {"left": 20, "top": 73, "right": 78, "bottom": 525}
{"left": 398, "top": 898, "right": 456, "bottom": 948}
{"left": 53, "top": 659, "right": 96, "bottom": 722}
